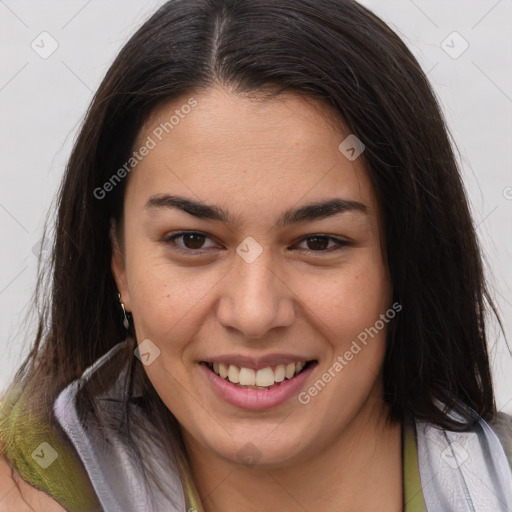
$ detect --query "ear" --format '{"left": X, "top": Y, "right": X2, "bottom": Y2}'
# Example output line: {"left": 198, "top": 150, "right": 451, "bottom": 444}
{"left": 110, "top": 219, "right": 131, "bottom": 311}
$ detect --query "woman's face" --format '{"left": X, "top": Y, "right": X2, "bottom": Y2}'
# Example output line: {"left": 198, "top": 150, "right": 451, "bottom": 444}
{"left": 112, "top": 85, "right": 393, "bottom": 467}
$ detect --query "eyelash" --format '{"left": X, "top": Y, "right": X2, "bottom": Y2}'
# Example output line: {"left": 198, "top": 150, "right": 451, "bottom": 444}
{"left": 163, "top": 231, "right": 349, "bottom": 255}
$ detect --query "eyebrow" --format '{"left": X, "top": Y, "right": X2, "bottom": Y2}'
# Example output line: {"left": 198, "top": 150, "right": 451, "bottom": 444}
{"left": 144, "top": 194, "right": 367, "bottom": 227}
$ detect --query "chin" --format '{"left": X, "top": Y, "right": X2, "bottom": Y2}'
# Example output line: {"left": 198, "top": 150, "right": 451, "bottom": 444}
{"left": 205, "top": 424, "right": 313, "bottom": 468}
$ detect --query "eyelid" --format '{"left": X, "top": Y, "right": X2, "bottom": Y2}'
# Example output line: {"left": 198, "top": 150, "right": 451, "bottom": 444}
{"left": 163, "top": 231, "right": 349, "bottom": 254}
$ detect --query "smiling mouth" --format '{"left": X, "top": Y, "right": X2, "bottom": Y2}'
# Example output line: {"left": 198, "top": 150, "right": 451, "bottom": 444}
{"left": 201, "top": 360, "right": 317, "bottom": 391}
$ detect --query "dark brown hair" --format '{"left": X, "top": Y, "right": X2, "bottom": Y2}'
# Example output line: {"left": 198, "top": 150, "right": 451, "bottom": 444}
{"left": 1, "top": 0, "right": 504, "bottom": 500}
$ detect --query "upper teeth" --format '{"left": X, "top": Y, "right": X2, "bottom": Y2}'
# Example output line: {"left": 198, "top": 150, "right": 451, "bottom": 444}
{"left": 211, "top": 361, "right": 306, "bottom": 387}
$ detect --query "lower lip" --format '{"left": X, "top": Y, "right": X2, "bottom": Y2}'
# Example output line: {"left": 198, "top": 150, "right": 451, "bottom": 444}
{"left": 200, "top": 363, "right": 316, "bottom": 411}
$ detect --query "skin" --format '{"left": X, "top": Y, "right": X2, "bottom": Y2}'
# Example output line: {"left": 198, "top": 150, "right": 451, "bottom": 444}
{"left": 112, "top": 85, "right": 402, "bottom": 512}
{"left": 0, "top": 456, "right": 66, "bottom": 511}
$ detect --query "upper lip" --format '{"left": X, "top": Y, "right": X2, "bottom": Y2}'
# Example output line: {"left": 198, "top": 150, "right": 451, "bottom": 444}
{"left": 201, "top": 354, "right": 316, "bottom": 371}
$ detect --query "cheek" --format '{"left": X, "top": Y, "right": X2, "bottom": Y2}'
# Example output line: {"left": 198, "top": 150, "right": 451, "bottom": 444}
{"left": 300, "top": 256, "right": 391, "bottom": 343}
{"left": 129, "top": 277, "right": 192, "bottom": 340}
{"left": 124, "top": 248, "right": 224, "bottom": 351}
{"left": 300, "top": 265, "right": 392, "bottom": 418}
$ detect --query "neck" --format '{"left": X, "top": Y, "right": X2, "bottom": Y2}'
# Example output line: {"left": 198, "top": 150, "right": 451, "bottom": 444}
{"left": 183, "top": 398, "right": 403, "bottom": 512}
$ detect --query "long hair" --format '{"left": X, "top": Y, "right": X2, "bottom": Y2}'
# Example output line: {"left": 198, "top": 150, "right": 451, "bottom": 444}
{"left": 1, "top": 0, "right": 502, "bottom": 499}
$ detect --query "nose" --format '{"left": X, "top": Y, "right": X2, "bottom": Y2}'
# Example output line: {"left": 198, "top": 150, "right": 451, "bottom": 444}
{"left": 216, "top": 249, "right": 296, "bottom": 340}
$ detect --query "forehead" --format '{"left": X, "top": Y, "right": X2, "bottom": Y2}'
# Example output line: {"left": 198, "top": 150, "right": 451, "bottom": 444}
{"left": 126, "top": 86, "right": 378, "bottom": 222}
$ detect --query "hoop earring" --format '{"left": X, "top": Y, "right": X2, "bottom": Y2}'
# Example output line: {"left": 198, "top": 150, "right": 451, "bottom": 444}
{"left": 118, "top": 292, "right": 130, "bottom": 330}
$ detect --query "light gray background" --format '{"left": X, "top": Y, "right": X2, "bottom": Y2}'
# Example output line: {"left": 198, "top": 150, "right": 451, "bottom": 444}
{"left": 1, "top": 0, "right": 511, "bottom": 412}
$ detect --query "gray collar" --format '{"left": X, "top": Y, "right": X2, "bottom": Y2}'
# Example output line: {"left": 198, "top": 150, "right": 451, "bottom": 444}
{"left": 415, "top": 400, "right": 512, "bottom": 510}
{"left": 53, "top": 340, "right": 187, "bottom": 512}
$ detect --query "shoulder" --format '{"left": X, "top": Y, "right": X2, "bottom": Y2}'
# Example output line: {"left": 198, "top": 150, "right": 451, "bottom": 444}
{"left": 490, "top": 411, "right": 512, "bottom": 458}
{"left": 0, "top": 456, "right": 66, "bottom": 512}
{"left": 0, "top": 386, "right": 102, "bottom": 512}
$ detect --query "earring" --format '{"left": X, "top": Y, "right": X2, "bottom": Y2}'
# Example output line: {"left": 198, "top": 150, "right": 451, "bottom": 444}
{"left": 118, "top": 292, "right": 130, "bottom": 329}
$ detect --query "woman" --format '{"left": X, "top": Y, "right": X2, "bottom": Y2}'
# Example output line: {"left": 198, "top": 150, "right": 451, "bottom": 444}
{"left": 1, "top": 0, "right": 511, "bottom": 510}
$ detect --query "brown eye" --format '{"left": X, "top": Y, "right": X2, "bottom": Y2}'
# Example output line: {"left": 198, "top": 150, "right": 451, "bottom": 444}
{"left": 164, "top": 231, "right": 217, "bottom": 252}
{"left": 297, "top": 235, "right": 347, "bottom": 252}
{"left": 305, "top": 236, "right": 329, "bottom": 251}
{"left": 181, "top": 233, "right": 206, "bottom": 249}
